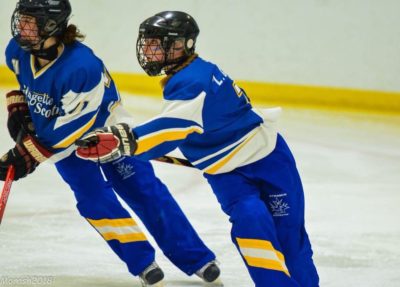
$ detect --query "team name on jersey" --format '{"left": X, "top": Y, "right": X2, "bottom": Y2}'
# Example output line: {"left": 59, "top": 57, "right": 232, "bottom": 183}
{"left": 22, "top": 85, "right": 60, "bottom": 118}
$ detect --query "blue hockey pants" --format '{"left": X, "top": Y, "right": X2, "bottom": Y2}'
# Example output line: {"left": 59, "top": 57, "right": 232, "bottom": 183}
{"left": 205, "top": 134, "right": 319, "bottom": 287}
{"left": 55, "top": 154, "right": 215, "bottom": 276}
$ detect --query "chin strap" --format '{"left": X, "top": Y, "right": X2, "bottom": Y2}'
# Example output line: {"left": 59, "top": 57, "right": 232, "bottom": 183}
{"left": 31, "top": 42, "right": 60, "bottom": 61}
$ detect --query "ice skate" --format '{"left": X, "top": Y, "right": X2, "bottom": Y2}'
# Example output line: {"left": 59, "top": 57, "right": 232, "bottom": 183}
{"left": 195, "top": 260, "right": 223, "bottom": 286}
{"left": 139, "top": 262, "right": 165, "bottom": 287}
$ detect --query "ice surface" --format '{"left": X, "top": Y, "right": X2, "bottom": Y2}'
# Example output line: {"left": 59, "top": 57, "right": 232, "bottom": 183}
{"left": 0, "top": 89, "right": 399, "bottom": 286}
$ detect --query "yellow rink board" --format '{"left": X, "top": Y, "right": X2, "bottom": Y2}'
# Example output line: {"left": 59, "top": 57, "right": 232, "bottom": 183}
{"left": 1, "top": 65, "right": 399, "bottom": 114}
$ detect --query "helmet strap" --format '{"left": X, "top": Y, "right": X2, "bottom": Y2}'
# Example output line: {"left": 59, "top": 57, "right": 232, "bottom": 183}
{"left": 163, "top": 39, "right": 191, "bottom": 74}
{"left": 165, "top": 53, "right": 198, "bottom": 76}
{"left": 31, "top": 41, "right": 60, "bottom": 61}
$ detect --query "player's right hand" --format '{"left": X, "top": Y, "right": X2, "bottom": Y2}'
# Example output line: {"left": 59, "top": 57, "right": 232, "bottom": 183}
{"left": 6, "top": 90, "right": 35, "bottom": 142}
{"left": 75, "top": 123, "right": 137, "bottom": 164}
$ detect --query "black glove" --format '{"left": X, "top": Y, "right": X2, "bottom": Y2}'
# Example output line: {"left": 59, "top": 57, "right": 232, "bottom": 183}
{"left": 75, "top": 123, "right": 137, "bottom": 163}
{"left": 0, "top": 144, "right": 38, "bottom": 181}
{"left": 0, "top": 132, "right": 53, "bottom": 181}
{"left": 6, "top": 90, "right": 34, "bottom": 142}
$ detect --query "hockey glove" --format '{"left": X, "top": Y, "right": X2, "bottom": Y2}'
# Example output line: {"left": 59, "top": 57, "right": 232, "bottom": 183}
{"left": 6, "top": 90, "right": 34, "bottom": 142}
{"left": 75, "top": 123, "right": 137, "bottom": 163}
{"left": 0, "top": 132, "right": 53, "bottom": 181}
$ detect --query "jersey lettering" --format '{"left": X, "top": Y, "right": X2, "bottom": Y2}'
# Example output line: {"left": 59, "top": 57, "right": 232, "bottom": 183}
{"left": 23, "top": 85, "right": 60, "bottom": 118}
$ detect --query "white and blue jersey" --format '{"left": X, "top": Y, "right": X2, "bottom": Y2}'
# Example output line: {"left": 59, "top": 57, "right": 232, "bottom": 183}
{"left": 133, "top": 56, "right": 280, "bottom": 174}
{"left": 132, "top": 55, "right": 319, "bottom": 286}
{"left": 6, "top": 38, "right": 120, "bottom": 161}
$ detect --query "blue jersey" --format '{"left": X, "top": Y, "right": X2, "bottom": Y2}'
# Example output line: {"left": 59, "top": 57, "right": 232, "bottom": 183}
{"left": 5, "top": 39, "right": 121, "bottom": 162}
{"left": 133, "top": 56, "right": 280, "bottom": 174}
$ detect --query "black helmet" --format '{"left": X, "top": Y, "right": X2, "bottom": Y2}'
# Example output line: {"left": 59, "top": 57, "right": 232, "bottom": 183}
{"left": 11, "top": 0, "right": 71, "bottom": 51}
{"left": 136, "top": 11, "right": 200, "bottom": 76}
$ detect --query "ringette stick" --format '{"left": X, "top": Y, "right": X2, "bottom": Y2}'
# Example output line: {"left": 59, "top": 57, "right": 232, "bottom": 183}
{"left": 0, "top": 165, "right": 15, "bottom": 225}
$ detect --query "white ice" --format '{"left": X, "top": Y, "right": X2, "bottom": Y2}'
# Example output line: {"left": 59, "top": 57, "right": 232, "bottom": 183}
{"left": 0, "top": 88, "right": 399, "bottom": 287}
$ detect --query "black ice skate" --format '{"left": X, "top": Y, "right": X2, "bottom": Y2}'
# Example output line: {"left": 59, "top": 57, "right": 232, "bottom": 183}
{"left": 139, "top": 262, "right": 165, "bottom": 287}
{"left": 195, "top": 260, "right": 223, "bottom": 285}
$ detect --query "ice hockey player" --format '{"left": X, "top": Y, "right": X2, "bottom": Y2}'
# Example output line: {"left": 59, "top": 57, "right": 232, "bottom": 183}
{"left": 76, "top": 11, "right": 320, "bottom": 287}
{"left": 0, "top": 2, "right": 221, "bottom": 286}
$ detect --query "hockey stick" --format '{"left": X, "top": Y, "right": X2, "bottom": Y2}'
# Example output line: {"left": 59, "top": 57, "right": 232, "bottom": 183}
{"left": 0, "top": 165, "right": 15, "bottom": 225}
{"left": 153, "top": 156, "right": 194, "bottom": 168}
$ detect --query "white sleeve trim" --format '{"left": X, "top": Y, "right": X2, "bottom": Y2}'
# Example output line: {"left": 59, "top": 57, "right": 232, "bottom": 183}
{"left": 139, "top": 91, "right": 206, "bottom": 128}
{"left": 53, "top": 73, "right": 106, "bottom": 130}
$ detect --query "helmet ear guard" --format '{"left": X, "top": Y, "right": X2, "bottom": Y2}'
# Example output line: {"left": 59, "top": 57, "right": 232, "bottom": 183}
{"left": 43, "top": 19, "right": 58, "bottom": 33}
{"left": 186, "top": 38, "right": 194, "bottom": 50}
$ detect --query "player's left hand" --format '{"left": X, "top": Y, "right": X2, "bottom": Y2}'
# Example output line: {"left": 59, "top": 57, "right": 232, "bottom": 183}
{"left": 75, "top": 123, "right": 137, "bottom": 163}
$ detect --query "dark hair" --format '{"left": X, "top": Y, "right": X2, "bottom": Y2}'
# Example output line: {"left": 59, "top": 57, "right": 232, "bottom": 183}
{"left": 60, "top": 24, "right": 85, "bottom": 44}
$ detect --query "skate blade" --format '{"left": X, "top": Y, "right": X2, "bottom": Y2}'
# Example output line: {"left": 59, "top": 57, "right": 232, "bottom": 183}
{"left": 142, "top": 280, "right": 165, "bottom": 287}
{"left": 204, "top": 277, "right": 223, "bottom": 286}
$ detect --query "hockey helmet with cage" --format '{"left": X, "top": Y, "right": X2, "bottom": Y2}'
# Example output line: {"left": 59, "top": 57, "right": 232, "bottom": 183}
{"left": 136, "top": 11, "right": 200, "bottom": 76}
{"left": 11, "top": 0, "right": 72, "bottom": 51}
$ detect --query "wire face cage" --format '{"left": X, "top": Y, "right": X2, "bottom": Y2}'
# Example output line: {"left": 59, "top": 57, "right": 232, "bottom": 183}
{"left": 11, "top": 12, "right": 42, "bottom": 50}
{"left": 136, "top": 37, "right": 165, "bottom": 76}
{"left": 136, "top": 35, "right": 188, "bottom": 76}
